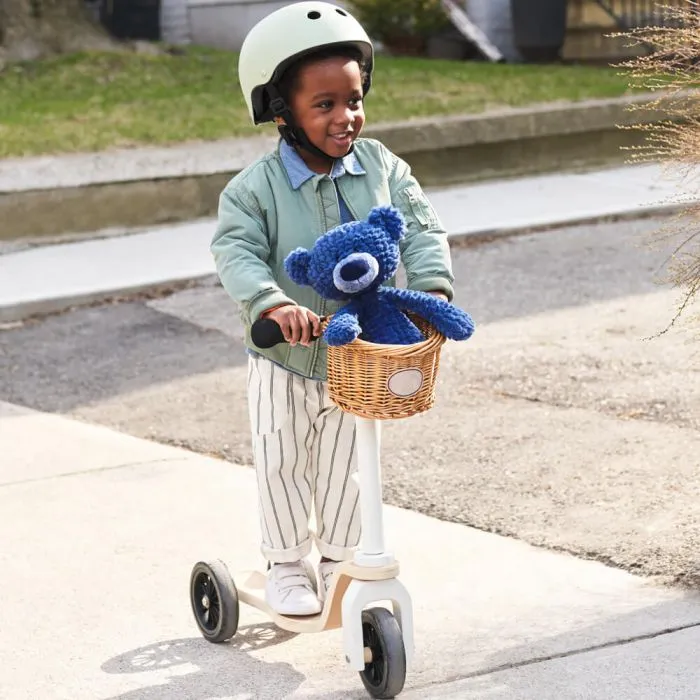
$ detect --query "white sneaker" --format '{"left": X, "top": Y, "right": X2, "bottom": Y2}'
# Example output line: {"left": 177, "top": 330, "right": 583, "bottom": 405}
{"left": 265, "top": 561, "right": 322, "bottom": 616}
{"left": 318, "top": 560, "right": 339, "bottom": 605}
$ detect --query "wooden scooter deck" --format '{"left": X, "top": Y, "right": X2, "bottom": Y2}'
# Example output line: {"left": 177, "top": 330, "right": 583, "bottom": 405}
{"left": 236, "top": 560, "right": 400, "bottom": 634}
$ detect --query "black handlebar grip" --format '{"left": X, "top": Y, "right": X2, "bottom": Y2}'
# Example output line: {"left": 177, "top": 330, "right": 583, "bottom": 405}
{"left": 250, "top": 318, "right": 286, "bottom": 348}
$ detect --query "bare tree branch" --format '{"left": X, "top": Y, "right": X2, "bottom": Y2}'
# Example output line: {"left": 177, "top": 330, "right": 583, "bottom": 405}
{"left": 615, "top": 2, "right": 700, "bottom": 326}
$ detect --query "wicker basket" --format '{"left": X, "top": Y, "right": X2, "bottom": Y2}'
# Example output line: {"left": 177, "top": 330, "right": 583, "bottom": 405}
{"left": 325, "top": 315, "right": 446, "bottom": 420}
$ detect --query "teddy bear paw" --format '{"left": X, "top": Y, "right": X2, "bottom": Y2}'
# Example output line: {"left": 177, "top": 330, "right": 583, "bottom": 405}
{"left": 324, "top": 321, "right": 361, "bottom": 346}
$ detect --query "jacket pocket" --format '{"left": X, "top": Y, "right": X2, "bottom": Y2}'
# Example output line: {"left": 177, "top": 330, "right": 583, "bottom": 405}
{"left": 401, "top": 184, "right": 440, "bottom": 229}
{"left": 248, "top": 356, "right": 291, "bottom": 435}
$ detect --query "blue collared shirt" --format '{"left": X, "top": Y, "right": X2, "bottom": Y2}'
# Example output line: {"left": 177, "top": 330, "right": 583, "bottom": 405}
{"left": 279, "top": 139, "right": 365, "bottom": 224}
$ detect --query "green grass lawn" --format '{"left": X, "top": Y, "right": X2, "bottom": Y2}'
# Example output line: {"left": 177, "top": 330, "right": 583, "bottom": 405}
{"left": 0, "top": 46, "right": 637, "bottom": 158}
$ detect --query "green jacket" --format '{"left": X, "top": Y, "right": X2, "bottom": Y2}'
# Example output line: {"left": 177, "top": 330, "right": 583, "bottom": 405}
{"left": 211, "top": 137, "right": 455, "bottom": 380}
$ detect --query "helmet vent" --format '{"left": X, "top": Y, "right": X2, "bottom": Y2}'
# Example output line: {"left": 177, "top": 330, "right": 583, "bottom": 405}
{"left": 307, "top": 10, "right": 321, "bottom": 19}
{"left": 335, "top": 8, "right": 347, "bottom": 15}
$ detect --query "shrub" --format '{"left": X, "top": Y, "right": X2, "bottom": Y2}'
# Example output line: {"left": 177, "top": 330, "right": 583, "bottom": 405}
{"left": 349, "top": 0, "right": 450, "bottom": 48}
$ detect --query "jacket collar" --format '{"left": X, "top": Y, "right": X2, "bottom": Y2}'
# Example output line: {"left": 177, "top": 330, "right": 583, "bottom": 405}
{"left": 279, "top": 139, "right": 366, "bottom": 190}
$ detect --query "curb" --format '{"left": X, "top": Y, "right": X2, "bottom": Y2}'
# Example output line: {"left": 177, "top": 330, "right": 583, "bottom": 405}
{"left": 0, "top": 276, "right": 213, "bottom": 326}
{"left": 0, "top": 93, "right": 672, "bottom": 241}
{"left": 0, "top": 199, "right": 684, "bottom": 325}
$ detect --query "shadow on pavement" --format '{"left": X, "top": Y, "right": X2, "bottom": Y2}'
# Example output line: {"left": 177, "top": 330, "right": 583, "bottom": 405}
{"left": 101, "top": 624, "right": 304, "bottom": 699}
{"left": 0, "top": 301, "right": 248, "bottom": 413}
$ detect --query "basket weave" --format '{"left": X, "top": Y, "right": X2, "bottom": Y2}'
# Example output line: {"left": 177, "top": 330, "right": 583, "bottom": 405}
{"left": 325, "top": 314, "right": 446, "bottom": 420}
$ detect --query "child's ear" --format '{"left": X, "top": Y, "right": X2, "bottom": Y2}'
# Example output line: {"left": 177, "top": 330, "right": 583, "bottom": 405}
{"left": 284, "top": 248, "right": 311, "bottom": 285}
{"left": 368, "top": 206, "right": 406, "bottom": 241}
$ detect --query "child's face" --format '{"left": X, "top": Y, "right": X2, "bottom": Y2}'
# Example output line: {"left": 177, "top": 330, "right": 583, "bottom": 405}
{"left": 289, "top": 56, "right": 365, "bottom": 171}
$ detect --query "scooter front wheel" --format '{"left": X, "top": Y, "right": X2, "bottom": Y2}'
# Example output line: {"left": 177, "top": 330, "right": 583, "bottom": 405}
{"left": 190, "top": 560, "right": 239, "bottom": 643}
{"left": 359, "top": 607, "right": 406, "bottom": 699}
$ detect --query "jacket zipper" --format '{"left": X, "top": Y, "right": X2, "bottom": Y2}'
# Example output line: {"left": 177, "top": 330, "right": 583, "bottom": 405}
{"left": 309, "top": 176, "right": 336, "bottom": 379}
{"left": 332, "top": 178, "right": 342, "bottom": 222}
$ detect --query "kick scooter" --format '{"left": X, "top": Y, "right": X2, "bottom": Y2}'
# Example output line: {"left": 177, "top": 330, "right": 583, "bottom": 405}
{"left": 189, "top": 317, "right": 437, "bottom": 699}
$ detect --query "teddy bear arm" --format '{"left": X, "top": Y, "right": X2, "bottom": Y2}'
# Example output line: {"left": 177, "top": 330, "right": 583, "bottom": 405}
{"left": 383, "top": 288, "right": 475, "bottom": 341}
{"left": 324, "top": 304, "right": 363, "bottom": 346}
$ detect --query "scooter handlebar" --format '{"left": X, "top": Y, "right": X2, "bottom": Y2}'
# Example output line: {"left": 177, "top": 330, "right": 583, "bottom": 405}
{"left": 250, "top": 316, "right": 326, "bottom": 349}
{"left": 250, "top": 318, "right": 287, "bottom": 349}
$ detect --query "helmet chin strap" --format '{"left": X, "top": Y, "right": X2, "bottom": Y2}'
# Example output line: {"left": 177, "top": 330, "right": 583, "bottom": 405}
{"left": 269, "top": 88, "right": 353, "bottom": 165}
{"left": 278, "top": 123, "right": 337, "bottom": 164}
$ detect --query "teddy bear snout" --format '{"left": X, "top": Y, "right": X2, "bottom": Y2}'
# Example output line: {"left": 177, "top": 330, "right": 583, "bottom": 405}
{"left": 332, "top": 252, "right": 380, "bottom": 294}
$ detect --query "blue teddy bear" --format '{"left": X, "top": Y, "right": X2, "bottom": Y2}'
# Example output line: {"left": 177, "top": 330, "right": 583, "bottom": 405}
{"left": 284, "top": 206, "right": 475, "bottom": 347}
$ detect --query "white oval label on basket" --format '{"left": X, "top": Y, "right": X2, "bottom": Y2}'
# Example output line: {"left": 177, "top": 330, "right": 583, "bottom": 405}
{"left": 387, "top": 369, "right": 424, "bottom": 397}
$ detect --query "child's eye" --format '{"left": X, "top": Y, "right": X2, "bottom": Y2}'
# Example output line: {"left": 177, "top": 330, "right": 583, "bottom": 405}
{"left": 316, "top": 100, "right": 333, "bottom": 109}
{"left": 349, "top": 97, "right": 362, "bottom": 107}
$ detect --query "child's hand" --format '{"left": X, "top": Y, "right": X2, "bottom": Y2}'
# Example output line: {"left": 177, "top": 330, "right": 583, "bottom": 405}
{"left": 264, "top": 304, "right": 321, "bottom": 347}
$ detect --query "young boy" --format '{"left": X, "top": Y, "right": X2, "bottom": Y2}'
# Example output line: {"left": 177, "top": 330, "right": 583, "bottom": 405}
{"left": 212, "top": 1, "right": 455, "bottom": 615}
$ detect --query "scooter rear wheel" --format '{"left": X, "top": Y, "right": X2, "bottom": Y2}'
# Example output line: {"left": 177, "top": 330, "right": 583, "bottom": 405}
{"left": 190, "top": 560, "right": 239, "bottom": 643}
{"left": 359, "top": 607, "right": 406, "bottom": 699}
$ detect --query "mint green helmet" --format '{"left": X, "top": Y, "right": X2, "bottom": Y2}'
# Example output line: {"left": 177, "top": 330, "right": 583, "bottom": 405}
{"left": 238, "top": 1, "right": 374, "bottom": 125}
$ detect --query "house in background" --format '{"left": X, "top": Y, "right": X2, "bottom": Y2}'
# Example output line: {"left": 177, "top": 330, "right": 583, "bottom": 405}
{"left": 100, "top": 0, "right": 690, "bottom": 63}
{"left": 563, "top": 0, "right": 688, "bottom": 62}
{"left": 164, "top": 0, "right": 295, "bottom": 52}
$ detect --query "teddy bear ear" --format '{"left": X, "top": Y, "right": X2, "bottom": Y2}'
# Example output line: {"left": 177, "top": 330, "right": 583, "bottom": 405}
{"left": 368, "top": 206, "right": 406, "bottom": 241}
{"left": 284, "top": 248, "right": 311, "bottom": 286}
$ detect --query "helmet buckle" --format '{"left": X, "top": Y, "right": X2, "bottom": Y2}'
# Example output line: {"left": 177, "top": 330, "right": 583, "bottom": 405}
{"left": 270, "top": 97, "right": 288, "bottom": 116}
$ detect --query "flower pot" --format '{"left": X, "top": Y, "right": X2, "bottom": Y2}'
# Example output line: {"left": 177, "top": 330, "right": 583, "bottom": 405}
{"left": 510, "top": 0, "right": 569, "bottom": 62}
{"left": 426, "top": 27, "right": 470, "bottom": 60}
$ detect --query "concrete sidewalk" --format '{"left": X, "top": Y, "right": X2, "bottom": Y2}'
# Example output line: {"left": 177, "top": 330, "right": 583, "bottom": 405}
{"left": 2, "top": 400, "right": 700, "bottom": 699}
{"left": 0, "top": 162, "right": 697, "bottom": 323}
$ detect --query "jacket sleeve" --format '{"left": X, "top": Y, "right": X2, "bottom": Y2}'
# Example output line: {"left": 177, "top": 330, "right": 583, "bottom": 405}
{"left": 211, "top": 184, "right": 296, "bottom": 324}
{"left": 387, "top": 152, "right": 455, "bottom": 301}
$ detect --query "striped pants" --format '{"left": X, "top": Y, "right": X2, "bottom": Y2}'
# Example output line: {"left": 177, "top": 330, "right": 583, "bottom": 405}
{"left": 247, "top": 355, "right": 361, "bottom": 563}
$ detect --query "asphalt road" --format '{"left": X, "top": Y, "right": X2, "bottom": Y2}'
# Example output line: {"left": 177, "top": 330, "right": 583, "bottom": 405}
{"left": 3, "top": 216, "right": 699, "bottom": 586}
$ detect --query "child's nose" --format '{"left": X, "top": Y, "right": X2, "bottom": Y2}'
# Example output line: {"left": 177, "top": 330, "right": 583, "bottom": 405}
{"left": 334, "top": 106, "right": 354, "bottom": 126}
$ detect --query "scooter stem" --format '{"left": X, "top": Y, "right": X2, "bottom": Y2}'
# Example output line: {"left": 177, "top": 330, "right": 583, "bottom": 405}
{"left": 353, "top": 417, "right": 395, "bottom": 567}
